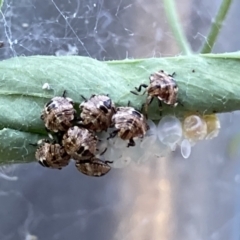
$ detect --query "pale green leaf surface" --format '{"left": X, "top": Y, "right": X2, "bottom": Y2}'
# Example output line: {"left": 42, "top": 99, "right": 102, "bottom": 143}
{"left": 0, "top": 128, "right": 42, "bottom": 164}
{"left": 0, "top": 53, "right": 240, "bottom": 164}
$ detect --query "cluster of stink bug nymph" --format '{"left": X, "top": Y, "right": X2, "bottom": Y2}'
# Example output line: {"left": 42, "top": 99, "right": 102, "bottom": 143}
{"left": 32, "top": 89, "right": 152, "bottom": 177}
{"left": 32, "top": 69, "right": 179, "bottom": 177}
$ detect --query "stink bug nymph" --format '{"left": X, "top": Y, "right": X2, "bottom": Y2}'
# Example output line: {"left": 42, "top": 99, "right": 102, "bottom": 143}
{"left": 62, "top": 126, "right": 98, "bottom": 161}
{"left": 131, "top": 70, "right": 179, "bottom": 113}
{"left": 79, "top": 94, "right": 116, "bottom": 132}
{"left": 109, "top": 106, "right": 149, "bottom": 147}
{"left": 41, "top": 90, "right": 76, "bottom": 133}
{"left": 75, "top": 158, "right": 112, "bottom": 177}
{"left": 33, "top": 139, "right": 71, "bottom": 169}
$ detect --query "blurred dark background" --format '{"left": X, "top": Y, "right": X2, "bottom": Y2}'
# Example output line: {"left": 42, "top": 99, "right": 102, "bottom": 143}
{"left": 1, "top": 0, "right": 240, "bottom": 239}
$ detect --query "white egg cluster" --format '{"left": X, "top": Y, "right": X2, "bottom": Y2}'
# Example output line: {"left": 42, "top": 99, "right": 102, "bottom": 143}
{"left": 96, "top": 119, "right": 168, "bottom": 168}
{"left": 97, "top": 114, "right": 221, "bottom": 167}
{"left": 183, "top": 114, "right": 220, "bottom": 143}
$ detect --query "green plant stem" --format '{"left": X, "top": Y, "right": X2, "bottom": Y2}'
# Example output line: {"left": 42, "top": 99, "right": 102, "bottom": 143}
{"left": 201, "top": 0, "right": 232, "bottom": 53}
{"left": 163, "top": 0, "right": 192, "bottom": 55}
{"left": 1, "top": 53, "right": 240, "bottom": 164}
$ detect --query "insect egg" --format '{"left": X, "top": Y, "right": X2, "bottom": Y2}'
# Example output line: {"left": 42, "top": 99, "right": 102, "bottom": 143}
{"left": 157, "top": 115, "right": 182, "bottom": 150}
{"left": 181, "top": 139, "right": 191, "bottom": 159}
{"left": 183, "top": 115, "right": 207, "bottom": 142}
{"left": 203, "top": 114, "right": 221, "bottom": 140}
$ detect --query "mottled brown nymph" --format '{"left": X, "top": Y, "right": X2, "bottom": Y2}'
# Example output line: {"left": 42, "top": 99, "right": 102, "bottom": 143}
{"left": 131, "top": 70, "right": 178, "bottom": 113}
{"left": 35, "top": 139, "right": 71, "bottom": 169}
{"left": 75, "top": 157, "right": 112, "bottom": 177}
{"left": 41, "top": 91, "right": 76, "bottom": 133}
{"left": 62, "top": 126, "right": 98, "bottom": 161}
{"left": 79, "top": 94, "right": 116, "bottom": 132}
{"left": 109, "top": 106, "right": 149, "bottom": 147}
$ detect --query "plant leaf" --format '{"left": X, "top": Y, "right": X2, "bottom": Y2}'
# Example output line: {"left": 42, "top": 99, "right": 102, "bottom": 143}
{"left": 0, "top": 128, "right": 42, "bottom": 165}
{"left": 0, "top": 53, "right": 240, "bottom": 164}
